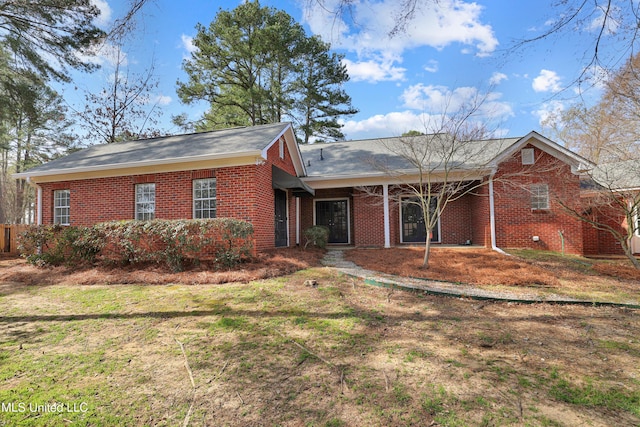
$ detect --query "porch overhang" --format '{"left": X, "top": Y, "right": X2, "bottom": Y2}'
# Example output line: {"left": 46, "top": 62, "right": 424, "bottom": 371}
{"left": 272, "top": 166, "right": 315, "bottom": 196}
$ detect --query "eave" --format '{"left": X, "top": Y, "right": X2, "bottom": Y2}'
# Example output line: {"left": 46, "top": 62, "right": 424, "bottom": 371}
{"left": 302, "top": 168, "right": 491, "bottom": 189}
{"left": 14, "top": 151, "right": 264, "bottom": 184}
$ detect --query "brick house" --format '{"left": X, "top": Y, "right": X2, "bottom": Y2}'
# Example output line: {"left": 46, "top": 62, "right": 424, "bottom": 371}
{"left": 580, "top": 160, "right": 640, "bottom": 256}
{"left": 16, "top": 122, "right": 634, "bottom": 255}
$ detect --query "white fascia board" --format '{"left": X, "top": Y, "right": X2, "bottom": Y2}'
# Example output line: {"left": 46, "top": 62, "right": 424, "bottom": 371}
{"left": 260, "top": 123, "right": 307, "bottom": 177}
{"left": 13, "top": 150, "right": 264, "bottom": 179}
{"left": 302, "top": 170, "right": 490, "bottom": 189}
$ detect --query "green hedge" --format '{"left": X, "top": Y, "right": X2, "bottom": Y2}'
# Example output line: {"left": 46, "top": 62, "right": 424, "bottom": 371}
{"left": 18, "top": 219, "right": 254, "bottom": 272}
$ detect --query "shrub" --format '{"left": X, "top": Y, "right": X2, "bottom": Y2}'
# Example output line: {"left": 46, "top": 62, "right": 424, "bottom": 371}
{"left": 303, "top": 225, "right": 330, "bottom": 249}
{"left": 18, "top": 225, "right": 104, "bottom": 266}
{"left": 19, "top": 219, "right": 255, "bottom": 271}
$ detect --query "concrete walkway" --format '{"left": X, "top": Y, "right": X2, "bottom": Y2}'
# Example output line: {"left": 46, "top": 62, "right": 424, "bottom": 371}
{"left": 321, "top": 249, "right": 640, "bottom": 307}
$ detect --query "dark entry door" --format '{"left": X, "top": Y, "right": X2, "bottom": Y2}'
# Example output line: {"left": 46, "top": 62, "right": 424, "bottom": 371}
{"left": 315, "top": 200, "right": 349, "bottom": 244}
{"left": 274, "top": 190, "right": 288, "bottom": 247}
{"left": 401, "top": 197, "right": 439, "bottom": 243}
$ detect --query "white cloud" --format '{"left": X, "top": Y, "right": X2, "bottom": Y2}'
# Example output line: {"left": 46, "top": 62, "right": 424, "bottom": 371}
{"left": 532, "top": 69, "right": 562, "bottom": 93}
{"left": 77, "top": 42, "right": 127, "bottom": 67}
{"left": 424, "top": 60, "right": 439, "bottom": 73}
{"left": 341, "top": 84, "right": 513, "bottom": 140}
{"left": 533, "top": 100, "right": 566, "bottom": 127}
{"left": 343, "top": 58, "right": 406, "bottom": 82}
{"left": 489, "top": 72, "right": 507, "bottom": 85}
{"left": 302, "top": 0, "right": 498, "bottom": 82}
{"left": 341, "top": 111, "right": 433, "bottom": 139}
{"left": 153, "top": 95, "right": 172, "bottom": 106}
{"left": 305, "top": 0, "right": 498, "bottom": 56}
{"left": 181, "top": 34, "right": 198, "bottom": 55}
{"left": 399, "top": 83, "right": 512, "bottom": 120}
{"left": 92, "top": 0, "right": 112, "bottom": 27}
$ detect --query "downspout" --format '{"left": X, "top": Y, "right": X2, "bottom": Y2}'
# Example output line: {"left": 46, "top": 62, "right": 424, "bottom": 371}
{"left": 27, "top": 177, "right": 42, "bottom": 226}
{"left": 488, "top": 170, "right": 506, "bottom": 255}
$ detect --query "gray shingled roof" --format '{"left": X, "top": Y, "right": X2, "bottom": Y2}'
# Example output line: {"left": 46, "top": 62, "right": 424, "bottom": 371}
{"left": 299, "top": 134, "right": 520, "bottom": 178}
{"left": 591, "top": 159, "right": 640, "bottom": 190}
{"left": 19, "top": 122, "right": 290, "bottom": 175}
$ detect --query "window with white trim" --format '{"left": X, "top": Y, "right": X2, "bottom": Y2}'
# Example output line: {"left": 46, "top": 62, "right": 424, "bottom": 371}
{"left": 135, "top": 183, "right": 155, "bottom": 220}
{"left": 53, "top": 189, "right": 70, "bottom": 225}
{"left": 193, "top": 178, "right": 217, "bottom": 219}
{"left": 530, "top": 184, "right": 549, "bottom": 210}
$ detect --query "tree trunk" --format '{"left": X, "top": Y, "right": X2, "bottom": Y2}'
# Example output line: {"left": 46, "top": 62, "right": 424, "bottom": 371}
{"left": 422, "top": 233, "right": 432, "bottom": 269}
{"left": 621, "top": 240, "right": 640, "bottom": 269}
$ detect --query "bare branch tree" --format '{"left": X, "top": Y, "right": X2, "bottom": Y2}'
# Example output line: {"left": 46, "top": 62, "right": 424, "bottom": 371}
{"left": 559, "top": 160, "right": 640, "bottom": 269}
{"left": 71, "top": 43, "right": 163, "bottom": 144}
{"left": 358, "top": 92, "right": 502, "bottom": 268}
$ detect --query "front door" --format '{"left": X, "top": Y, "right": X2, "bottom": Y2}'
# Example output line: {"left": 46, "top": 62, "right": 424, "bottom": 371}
{"left": 274, "top": 190, "right": 288, "bottom": 247}
{"left": 315, "top": 200, "right": 349, "bottom": 244}
{"left": 401, "top": 197, "right": 439, "bottom": 243}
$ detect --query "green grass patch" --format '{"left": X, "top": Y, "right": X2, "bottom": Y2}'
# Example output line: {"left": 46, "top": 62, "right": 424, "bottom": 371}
{"left": 549, "top": 377, "right": 640, "bottom": 416}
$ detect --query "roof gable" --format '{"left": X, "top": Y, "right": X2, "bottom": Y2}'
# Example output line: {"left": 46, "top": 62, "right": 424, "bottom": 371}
{"left": 491, "top": 131, "right": 594, "bottom": 173}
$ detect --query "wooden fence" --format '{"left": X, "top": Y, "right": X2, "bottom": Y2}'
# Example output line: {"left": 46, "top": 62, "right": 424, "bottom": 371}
{"left": 1, "top": 224, "right": 28, "bottom": 255}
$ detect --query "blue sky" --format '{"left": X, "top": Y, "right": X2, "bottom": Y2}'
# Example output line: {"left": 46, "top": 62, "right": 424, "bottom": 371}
{"left": 61, "top": 0, "right": 617, "bottom": 142}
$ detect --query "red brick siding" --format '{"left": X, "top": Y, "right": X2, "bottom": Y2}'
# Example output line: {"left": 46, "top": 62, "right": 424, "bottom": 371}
{"left": 353, "top": 188, "right": 385, "bottom": 246}
{"left": 439, "top": 194, "right": 473, "bottom": 245}
{"left": 583, "top": 198, "right": 626, "bottom": 255}
{"left": 39, "top": 136, "right": 302, "bottom": 251}
{"left": 470, "top": 182, "right": 491, "bottom": 247}
{"left": 493, "top": 145, "right": 584, "bottom": 254}
{"left": 582, "top": 217, "right": 600, "bottom": 255}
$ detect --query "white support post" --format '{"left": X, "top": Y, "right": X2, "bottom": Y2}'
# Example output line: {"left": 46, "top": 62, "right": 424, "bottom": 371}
{"left": 383, "top": 184, "right": 391, "bottom": 248}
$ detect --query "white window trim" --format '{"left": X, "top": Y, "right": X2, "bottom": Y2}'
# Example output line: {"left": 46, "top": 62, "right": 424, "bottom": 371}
{"left": 530, "top": 183, "right": 550, "bottom": 210}
{"left": 53, "top": 189, "right": 70, "bottom": 225}
{"left": 279, "top": 138, "right": 285, "bottom": 159}
{"left": 135, "top": 183, "right": 156, "bottom": 221}
{"left": 313, "top": 197, "right": 351, "bottom": 245}
{"left": 398, "top": 195, "right": 442, "bottom": 244}
{"left": 192, "top": 178, "right": 217, "bottom": 219}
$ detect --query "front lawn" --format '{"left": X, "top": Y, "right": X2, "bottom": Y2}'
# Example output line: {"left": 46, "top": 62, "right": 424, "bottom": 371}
{"left": 1, "top": 257, "right": 639, "bottom": 426}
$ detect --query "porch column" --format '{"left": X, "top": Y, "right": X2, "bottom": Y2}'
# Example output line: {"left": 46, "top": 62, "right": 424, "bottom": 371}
{"left": 383, "top": 184, "right": 390, "bottom": 248}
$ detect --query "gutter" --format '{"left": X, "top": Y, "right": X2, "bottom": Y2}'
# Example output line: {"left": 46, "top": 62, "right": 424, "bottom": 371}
{"left": 488, "top": 169, "right": 507, "bottom": 255}
{"left": 13, "top": 150, "right": 265, "bottom": 180}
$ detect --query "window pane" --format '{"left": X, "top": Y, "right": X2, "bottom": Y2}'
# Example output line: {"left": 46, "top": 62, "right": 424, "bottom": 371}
{"left": 531, "top": 184, "right": 549, "bottom": 210}
{"left": 135, "top": 184, "right": 155, "bottom": 220}
{"left": 53, "top": 190, "right": 70, "bottom": 225}
{"left": 193, "top": 178, "right": 217, "bottom": 219}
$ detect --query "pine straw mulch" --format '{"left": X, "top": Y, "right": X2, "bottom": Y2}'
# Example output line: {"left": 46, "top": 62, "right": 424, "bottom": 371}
{"left": 0, "top": 247, "right": 325, "bottom": 287}
{"left": 344, "top": 246, "right": 640, "bottom": 288}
